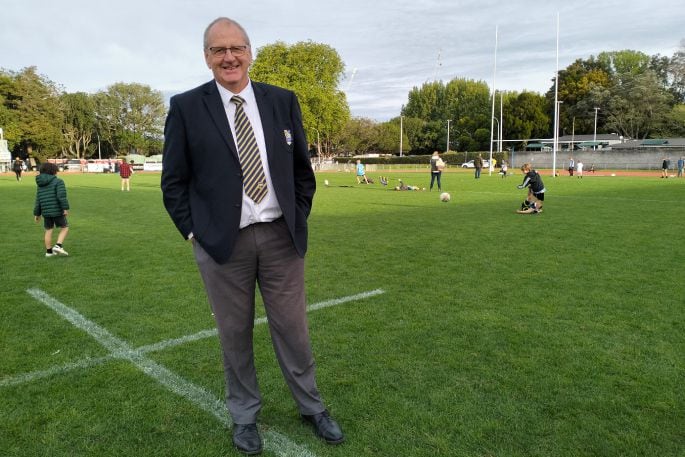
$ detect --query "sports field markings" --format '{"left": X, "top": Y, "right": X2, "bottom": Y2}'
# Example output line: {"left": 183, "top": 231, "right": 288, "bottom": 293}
{"left": 5, "top": 288, "right": 385, "bottom": 457}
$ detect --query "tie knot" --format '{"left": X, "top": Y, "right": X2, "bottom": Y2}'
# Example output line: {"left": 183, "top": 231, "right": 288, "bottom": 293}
{"left": 231, "top": 96, "right": 244, "bottom": 107}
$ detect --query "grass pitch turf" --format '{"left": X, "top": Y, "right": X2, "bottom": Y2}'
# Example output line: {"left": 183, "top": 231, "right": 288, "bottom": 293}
{"left": 1, "top": 170, "right": 683, "bottom": 456}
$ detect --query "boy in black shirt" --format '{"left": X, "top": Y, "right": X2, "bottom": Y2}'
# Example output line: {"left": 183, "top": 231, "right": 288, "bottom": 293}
{"left": 516, "top": 163, "right": 545, "bottom": 214}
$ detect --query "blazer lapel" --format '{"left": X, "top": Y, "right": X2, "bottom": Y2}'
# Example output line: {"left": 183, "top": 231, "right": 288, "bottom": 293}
{"left": 201, "top": 82, "right": 239, "bottom": 162}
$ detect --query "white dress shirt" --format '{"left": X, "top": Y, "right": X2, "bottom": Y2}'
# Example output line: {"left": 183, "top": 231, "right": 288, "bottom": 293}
{"left": 216, "top": 80, "right": 283, "bottom": 229}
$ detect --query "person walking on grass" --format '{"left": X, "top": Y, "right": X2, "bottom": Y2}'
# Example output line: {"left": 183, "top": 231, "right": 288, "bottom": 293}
{"left": 356, "top": 159, "right": 369, "bottom": 184}
{"left": 119, "top": 158, "right": 134, "bottom": 191}
{"left": 34, "top": 162, "right": 70, "bottom": 257}
{"left": 13, "top": 157, "right": 24, "bottom": 181}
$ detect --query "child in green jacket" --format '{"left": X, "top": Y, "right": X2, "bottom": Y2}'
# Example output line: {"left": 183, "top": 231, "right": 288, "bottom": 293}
{"left": 34, "top": 162, "right": 70, "bottom": 257}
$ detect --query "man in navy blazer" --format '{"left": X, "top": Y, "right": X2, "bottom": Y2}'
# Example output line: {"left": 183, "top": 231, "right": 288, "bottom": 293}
{"left": 161, "top": 17, "right": 343, "bottom": 455}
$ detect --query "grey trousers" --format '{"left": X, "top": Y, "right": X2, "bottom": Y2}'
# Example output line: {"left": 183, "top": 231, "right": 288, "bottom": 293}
{"left": 193, "top": 218, "right": 325, "bottom": 424}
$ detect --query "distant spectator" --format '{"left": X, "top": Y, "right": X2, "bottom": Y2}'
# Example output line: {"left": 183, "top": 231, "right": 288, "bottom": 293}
{"left": 474, "top": 154, "right": 483, "bottom": 179}
{"left": 576, "top": 161, "right": 584, "bottom": 178}
{"left": 119, "top": 158, "right": 134, "bottom": 191}
{"left": 429, "top": 151, "right": 444, "bottom": 191}
{"left": 677, "top": 157, "right": 684, "bottom": 178}
{"left": 568, "top": 157, "right": 575, "bottom": 176}
{"left": 661, "top": 157, "right": 670, "bottom": 178}
{"left": 12, "top": 157, "right": 23, "bottom": 181}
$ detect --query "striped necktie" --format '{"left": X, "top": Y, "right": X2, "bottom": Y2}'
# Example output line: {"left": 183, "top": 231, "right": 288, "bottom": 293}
{"left": 231, "top": 95, "right": 267, "bottom": 203}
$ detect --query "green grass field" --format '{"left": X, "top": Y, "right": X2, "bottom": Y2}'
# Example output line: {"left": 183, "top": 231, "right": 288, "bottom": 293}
{"left": 1, "top": 169, "right": 683, "bottom": 457}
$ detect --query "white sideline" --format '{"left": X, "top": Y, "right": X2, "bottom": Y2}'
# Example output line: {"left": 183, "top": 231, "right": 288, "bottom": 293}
{"left": 5, "top": 288, "right": 385, "bottom": 456}
{"left": 2, "top": 288, "right": 385, "bottom": 388}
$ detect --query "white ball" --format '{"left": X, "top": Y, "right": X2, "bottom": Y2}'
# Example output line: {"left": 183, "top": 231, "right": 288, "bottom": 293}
{"left": 610, "top": 173, "right": 616, "bottom": 177}
{"left": 324, "top": 179, "right": 329, "bottom": 186}
{"left": 440, "top": 192, "right": 451, "bottom": 202}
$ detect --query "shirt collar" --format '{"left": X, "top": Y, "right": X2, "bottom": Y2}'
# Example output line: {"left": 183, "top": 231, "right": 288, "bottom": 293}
{"left": 215, "top": 79, "right": 256, "bottom": 109}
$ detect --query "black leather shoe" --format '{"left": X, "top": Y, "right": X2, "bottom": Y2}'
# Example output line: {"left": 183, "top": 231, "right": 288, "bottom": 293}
{"left": 301, "top": 410, "right": 345, "bottom": 444}
{"left": 232, "top": 423, "right": 262, "bottom": 455}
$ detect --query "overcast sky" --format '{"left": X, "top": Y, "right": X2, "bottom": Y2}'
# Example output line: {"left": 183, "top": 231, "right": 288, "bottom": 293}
{"left": 2, "top": 0, "right": 683, "bottom": 120}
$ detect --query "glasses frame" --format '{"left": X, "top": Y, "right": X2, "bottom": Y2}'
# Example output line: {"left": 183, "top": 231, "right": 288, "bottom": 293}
{"left": 207, "top": 45, "right": 249, "bottom": 58}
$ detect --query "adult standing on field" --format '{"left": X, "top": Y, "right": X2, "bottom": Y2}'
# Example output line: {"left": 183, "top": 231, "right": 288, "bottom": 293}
{"left": 568, "top": 157, "right": 575, "bottom": 176}
{"left": 474, "top": 154, "right": 483, "bottom": 179}
{"left": 119, "top": 158, "right": 134, "bottom": 191}
{"left": 661, "top": 157, "right": 670, "bottom": 178}
{"left": 429, "top": 151, "right": 444, "bottom": 191}
{"left": 161, "top": 17, "right": 343, "bottom": 455}
{"left": 677, "top": 157, "right": 684, "bottom": 178}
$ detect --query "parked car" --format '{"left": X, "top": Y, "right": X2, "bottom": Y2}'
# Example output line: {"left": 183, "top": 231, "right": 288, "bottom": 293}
{"left": 460, "top": 159, "right": 490, "bottom": 168}
{"left": 65, "top": 159, "right": 84, "bottom": 171}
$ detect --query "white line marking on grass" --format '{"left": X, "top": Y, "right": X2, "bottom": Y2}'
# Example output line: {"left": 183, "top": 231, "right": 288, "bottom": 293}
{"left": 0, "top": 355, "right": 114, "bottom": 388}
{"left": 3, "top": 289, "right": 386, "bottom": 388}
{"left": 9, "top": 288, "right": 385, "bottom": 455}
{"left": 135, "top": 288, "right": 386, "bottom": 355}
{"left": 24, "top": 288, "right": 316, "bottom": 457}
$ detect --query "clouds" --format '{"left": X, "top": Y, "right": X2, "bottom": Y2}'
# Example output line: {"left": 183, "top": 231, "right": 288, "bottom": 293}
{"left": 2, "top": 0, "right": 682, "bottom": 120}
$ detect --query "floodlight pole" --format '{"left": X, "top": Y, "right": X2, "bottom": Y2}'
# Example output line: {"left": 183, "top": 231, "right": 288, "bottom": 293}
{"left": 446, "top": 119, "right": 452, "bottom": 153}
{"left": 499, "top": 92, "right": 503, "bottom": 154}
{"left": 552, "top": 12, "right": 560, "bottom": 177}
{"left": 97, "top": 132, "right": 101, "bottom": 160}
{"left": 399, "top": 114, "right": 404, "bottom": 157}
{"left": 555, "top": 101, "right": 563, "bottom": 163}
{"left": 593, "top": 107, "right": 600, "bottom": 150}
{"left": 489, "top": 25, "right": 498, "bottom": 176}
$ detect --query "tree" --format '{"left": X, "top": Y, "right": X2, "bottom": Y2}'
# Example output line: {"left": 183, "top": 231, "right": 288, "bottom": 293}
{"left": 94, "top": 83, "right": 165, "bottom": 156}
{"left": 249, "top": 40, "right": 350, "bottom": 155}
{"left": 402, "top": 78, "right": 491, "bottom": 153}
{"left": 337, "top": 117, "right": 378, "bottom": 156}
{"left": 547, "top": 49, "right": 678, "bottom": 139}
{"left": 668, "top": 39, "right": 685, "bottom": 103}
{"left": 505, "top": 91, "right": 550, "bottom": 148}
{"left": 0, "top": 72, "right": 21, "bottom": 152}
{"left": 61, "top": 92, "right": 96, "bottom": 159}
{"left": 604, "top": 70, "right": 674, "bottom": 139}
{"left": 546, "top": 57, "right": 612, "bottom": 134}
{"left": 3, "top": 67, "right": 64, "bottom": 162}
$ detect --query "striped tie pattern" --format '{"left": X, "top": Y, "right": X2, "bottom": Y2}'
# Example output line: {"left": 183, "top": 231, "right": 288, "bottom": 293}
{"left": 231, "top": 96, "right": 268, "bottom": 203}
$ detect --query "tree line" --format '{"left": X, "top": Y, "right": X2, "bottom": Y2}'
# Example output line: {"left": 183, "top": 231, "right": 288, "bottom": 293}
{"left": 1, "top": 40, "right": 683, "bottom": 164}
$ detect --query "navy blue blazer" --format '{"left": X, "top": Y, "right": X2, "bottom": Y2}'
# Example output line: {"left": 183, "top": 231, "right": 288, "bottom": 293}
{"left": 161, "top": 81, "right": 316, "bottom": 264}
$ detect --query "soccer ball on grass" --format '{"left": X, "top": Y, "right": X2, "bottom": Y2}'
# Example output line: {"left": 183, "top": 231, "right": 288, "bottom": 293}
{"left": 440, "top": 192, "right": 451, "bottom": 202}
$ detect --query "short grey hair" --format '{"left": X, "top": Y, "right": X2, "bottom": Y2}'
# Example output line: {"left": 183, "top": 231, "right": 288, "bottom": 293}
{"left": 203, "top": 17, "right": 251, "bottom": 49}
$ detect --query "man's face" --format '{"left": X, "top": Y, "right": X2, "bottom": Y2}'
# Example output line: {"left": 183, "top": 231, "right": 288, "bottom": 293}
{"left": 204, "top": 22, "right": 252, "bottom": 93}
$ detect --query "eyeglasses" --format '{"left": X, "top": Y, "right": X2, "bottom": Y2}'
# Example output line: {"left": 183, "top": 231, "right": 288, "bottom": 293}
{"left": 207, "top": 46, "right": 248, "bottom": 58}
